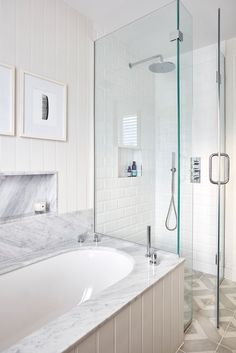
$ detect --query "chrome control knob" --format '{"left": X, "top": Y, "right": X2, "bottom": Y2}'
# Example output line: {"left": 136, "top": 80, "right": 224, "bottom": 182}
{"left": 149, "top": 252, "right": 159, "bottom": 265}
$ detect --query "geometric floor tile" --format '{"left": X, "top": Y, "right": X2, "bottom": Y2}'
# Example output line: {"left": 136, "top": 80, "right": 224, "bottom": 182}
{"left": 180, "top": 272, "right": 236, "bottom": 353}
{"left": 180, "top": 338, "right": 218, "bottom": 352}
{"left": 216, "top": 344, "right": 236, "bottom": 353}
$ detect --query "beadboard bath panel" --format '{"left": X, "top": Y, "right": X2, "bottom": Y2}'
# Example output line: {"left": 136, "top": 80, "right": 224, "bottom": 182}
{"left": 66, "top": 264, "right": 184, "bottom": 353}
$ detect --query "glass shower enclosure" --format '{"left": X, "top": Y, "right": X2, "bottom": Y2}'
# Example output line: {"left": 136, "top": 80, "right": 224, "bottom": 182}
{"left": 94, "top": 0, "right": 193, "bottom": 329}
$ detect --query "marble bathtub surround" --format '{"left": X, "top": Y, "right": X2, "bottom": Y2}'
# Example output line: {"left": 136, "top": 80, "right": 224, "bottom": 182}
{"left": 0, "top": 218, "right": 184, "bottom": 353}
{"left": 0, "top": 210, "right": 93, "bottom": 275}
{"left": 0, "top": 172, "right": 58, "bottom": 222}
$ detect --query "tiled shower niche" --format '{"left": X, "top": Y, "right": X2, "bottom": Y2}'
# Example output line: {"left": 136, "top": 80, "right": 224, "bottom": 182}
{"left": 118, "top": 147, "right": 142, "bottom": 178}
{"left": 0, "top": 172, "right": 57, "bottom": 222}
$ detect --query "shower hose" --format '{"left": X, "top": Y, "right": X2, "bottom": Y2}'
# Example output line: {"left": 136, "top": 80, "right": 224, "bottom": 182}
{"left": 165, "top": 161, "right": 177, "bottom": 231}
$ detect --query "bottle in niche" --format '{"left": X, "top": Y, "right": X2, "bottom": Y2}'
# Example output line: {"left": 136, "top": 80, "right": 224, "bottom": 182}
{"left": 131, "top": 161, "right": 137, "bottom": 177}
{"left": 127, "top": 165, "right": 132, "bottom": 177}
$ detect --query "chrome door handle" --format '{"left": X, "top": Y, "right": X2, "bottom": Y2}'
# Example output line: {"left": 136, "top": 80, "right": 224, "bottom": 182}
{"left": 222, "top": 153, "right": 230, "bottom": 184}
{"left": 209, "top": 153, "right": 230, "bottom": 185}
{"left": 209, "top": 153, "right": 218, "bottom": 184}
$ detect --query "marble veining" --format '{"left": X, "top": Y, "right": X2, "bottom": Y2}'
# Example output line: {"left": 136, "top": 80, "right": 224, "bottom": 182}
{"left": 0, "top": 210, "right": 93, "bottom": 275}
{"left": 0, "top": 211, "right": 183, "bottom": 353}
{"left": 0, "top": 172, "right": 57, "bottom": 222}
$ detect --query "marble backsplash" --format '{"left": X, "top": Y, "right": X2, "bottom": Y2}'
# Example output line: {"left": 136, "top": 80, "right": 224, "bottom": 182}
{"left": 0, "top": 172, "right": 57, "bottom": 222}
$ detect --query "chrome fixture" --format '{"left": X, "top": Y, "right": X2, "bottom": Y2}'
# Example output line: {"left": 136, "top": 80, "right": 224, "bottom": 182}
{"left": 191, "top": 157, "right": 201, "bottom": 183}
{"left": 149, "top": 251, "right": 159, "bottom": 265}
{"left": 169, "top": 29, "right": 183, "bottom": 42}
{"left": 165, "top": 152, "right": 177, "bottom": 231}
{"left": 129, "top": 54, "right": 175, "bottom": 73}
{"left": 93, "top": 233, "right": 101, "bottom": 243}
{"left": 209, "top": 153, "right": 230, "bottom": 185}
{"left": 78, "top": 233, "right": 86, "bottom": 243}
{"left": 146, "top": 225, "right": 152, "bottom": 257}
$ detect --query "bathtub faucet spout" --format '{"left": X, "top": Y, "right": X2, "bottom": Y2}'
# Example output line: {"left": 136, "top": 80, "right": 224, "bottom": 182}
{"left": 146, "top": 225, "right": 152, "bottom": 257}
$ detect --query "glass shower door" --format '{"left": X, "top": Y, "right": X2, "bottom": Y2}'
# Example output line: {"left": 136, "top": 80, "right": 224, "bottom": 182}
{"left": 209, "top": 8, "right": 229, "bottom": 328}
{"left": 178, "top": 0, "right": 193, "bottom": 329}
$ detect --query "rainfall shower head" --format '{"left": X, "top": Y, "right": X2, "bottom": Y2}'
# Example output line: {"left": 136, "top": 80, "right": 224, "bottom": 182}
{"left": 129, "top": 54, "right": 175, "bottom": 73}
{"left": 149, "top": 61, "right": 175, "bottom": 73}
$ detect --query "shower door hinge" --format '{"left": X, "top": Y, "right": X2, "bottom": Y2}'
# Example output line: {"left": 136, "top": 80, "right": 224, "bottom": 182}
{"left": 216, "top": 71, "right": 221, "bottom": 84}
{"left": 215, "top": 254, "right": 218, "bottom": 265}
{"left": 169, "top": 30, "right": 183, "bottom": 42}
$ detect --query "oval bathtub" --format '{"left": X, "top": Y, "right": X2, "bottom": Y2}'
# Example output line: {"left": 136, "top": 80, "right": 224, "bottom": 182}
{"left": 0, "top": 247, "right": 134, "bottom": 351}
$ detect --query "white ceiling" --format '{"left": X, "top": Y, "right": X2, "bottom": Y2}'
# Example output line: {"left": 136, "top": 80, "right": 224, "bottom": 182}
{"left": 65, "top": 0, "right": 236, "bottom": 48}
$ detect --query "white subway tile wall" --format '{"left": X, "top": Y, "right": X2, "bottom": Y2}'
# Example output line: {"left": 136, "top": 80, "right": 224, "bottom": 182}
{"left": 192, "top": 44, "right": 219, "bottom": 275}
{"left": 225, "top": 38, "right": 236, "bottom": 282}
{"left": 95, "top": 34, "right": 156, "bottom": 244}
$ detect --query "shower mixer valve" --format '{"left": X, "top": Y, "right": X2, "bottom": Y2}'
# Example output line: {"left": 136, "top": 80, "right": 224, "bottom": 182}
{"left": 191, "top": 157, "right": 201, "bottom": 183}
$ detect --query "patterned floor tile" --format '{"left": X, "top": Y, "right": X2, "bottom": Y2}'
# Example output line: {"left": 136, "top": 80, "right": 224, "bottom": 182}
{"left": 180, "top": 338, "right": 218, "bottom": 352}
{"left": 216, "top": 344, "right": 234, "bottom": 353}
{"left": 181, "top": 271, "right": 236, "bottom": 353}
{"left": 221, "top": 280, "right": 236, "bottom": 288}
{"left": 220, "top": 316, "right": 236, "bottom": 351}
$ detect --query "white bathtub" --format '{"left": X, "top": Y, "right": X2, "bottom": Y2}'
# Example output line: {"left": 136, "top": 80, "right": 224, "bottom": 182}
{"left": 0, "top": 247, "right": 134, "bottom": 351}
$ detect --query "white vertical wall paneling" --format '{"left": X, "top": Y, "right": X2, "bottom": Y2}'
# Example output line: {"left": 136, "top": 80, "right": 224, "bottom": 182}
{"left": 171, "top": 268, "right": 180, "bottom": 351}
{"left": 77, "top": 15, "right": 90, "bottom": 210}
{"left": 0, "top": 0, "right": 93, "bottom": 213}
{"left": 29, "top": 0, "right": 44, "bottom": 172}
{"left": 178, "top": 264, "right": 184, "bottom": 344}
{"left": 77, "top": 333, "right": 97, "bottom": 353}
{"left": 66, "top": 6, "right": 78, "bottom": 211}
{"left": 0, "top": 0, "right": 16, "bottom": 171}
{"left": 163, "top": 273, "right": 172, "bottom": 353}
{"left": 15, "top": 0, "right": 31, "bottom": 171}
{"left": 98, "top": 319, "right": 114, "bottom": 353}
{"left": 55, "top": 0, "right": 68, "bottom": 213}
{"left": 87, "top": 37, "right": 94, "bottom": 209}
{"left": 43, "top": 0, "right": 57, "bottom": 172}
{"left": 153, "top": 279, "right": 164, "bottom": 353}
{"left": 114, "top": 306, "right": 129, "bottom": 353}
{"left": 130, "top": 296, "right": 142, "bottom": 353}
{"left": 142, "top": 288, "right": 153, "bottom": 353}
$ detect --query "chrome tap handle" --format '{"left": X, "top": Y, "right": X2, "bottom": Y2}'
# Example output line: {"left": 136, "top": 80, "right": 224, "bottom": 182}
{"left": 93, "top": 233, "right": 101, "bottom": 242}
{"left": 150, "top": 251, "right": 159, "bottom": 265}
{"left": 78, "top": 234, "right": 86, "bottom": 243}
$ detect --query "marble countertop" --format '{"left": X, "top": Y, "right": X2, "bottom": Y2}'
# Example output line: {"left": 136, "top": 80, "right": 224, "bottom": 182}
{"left": 0, "top": 213, "right": 184, "bottom": 353}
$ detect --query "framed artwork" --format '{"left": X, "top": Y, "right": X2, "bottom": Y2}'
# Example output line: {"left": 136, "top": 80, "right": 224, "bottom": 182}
{"left": 20, "top": 71, "right": 67, "bottom": 141}
{"left": 0, "top": 63, "right": 15, "bottom": 136}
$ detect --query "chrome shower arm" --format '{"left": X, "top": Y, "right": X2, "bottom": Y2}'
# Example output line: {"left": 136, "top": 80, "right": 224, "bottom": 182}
{"left": 129, "top": 54, "right": 163, "bottom": 68}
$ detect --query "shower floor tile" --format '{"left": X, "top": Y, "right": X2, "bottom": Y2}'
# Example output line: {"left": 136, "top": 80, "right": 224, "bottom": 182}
{"left": 179, "top": 273, "right": 236, "bottom": 353}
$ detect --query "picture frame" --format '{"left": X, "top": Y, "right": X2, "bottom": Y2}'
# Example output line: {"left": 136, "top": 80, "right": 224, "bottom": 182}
{"left": 0, "top": 63, "right": 15, "bottom": 136}
{"left": 20, "top": 71, "right": 67, "bottom": 141}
